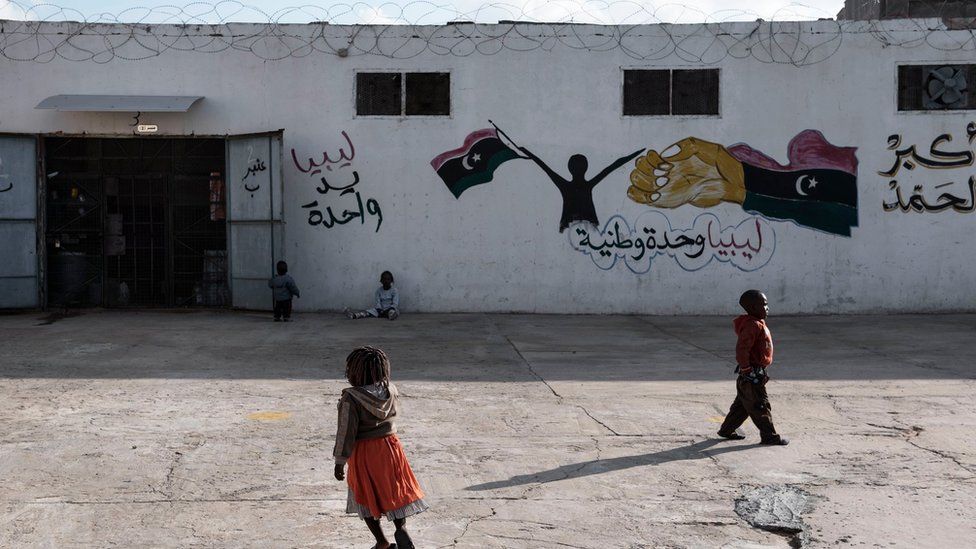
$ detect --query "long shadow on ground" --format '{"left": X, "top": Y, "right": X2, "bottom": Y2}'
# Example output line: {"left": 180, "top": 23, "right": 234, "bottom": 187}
{"left": 466, "top": 439, "right": 757, "bottom": 491}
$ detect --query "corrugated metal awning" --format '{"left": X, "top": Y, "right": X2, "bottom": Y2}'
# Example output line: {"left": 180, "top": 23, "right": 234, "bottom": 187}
{"left": 35, "top": 95, "right": 204, "bottom": 112}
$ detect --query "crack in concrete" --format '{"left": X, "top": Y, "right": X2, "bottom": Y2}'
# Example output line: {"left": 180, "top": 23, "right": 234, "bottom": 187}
{"left": 639, "top": 317, "right": 735, "bottom": 366}
{"left": 846, "top": 340, "right": 976, "bottom": 380}
{"left": 442, "top": 506, "right": 497, "bottom": 548}
{"left": 502, "top": 335, "right": 562, "bottom": 399}
{"left": 501, "top": 332, "right": 630, "bottom": 437}
{"left": 576, "top": 405, "right": 624, "bottom": 436}
{"left": 875, "top": 417, "right": 976, "bottom": 475}
{"left": 160, "top": 434, "right": 207, "bottom": 500}
{"left": 483, "top": 533, "right": 591, "bottom": 548}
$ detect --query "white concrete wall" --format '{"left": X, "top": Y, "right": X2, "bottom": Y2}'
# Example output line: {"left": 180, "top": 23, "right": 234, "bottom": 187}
{"left": 1, "top": 19, "right": 975, "bottom": 314}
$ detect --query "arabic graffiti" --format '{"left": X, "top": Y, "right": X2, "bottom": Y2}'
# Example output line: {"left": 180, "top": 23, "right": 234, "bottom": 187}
{"left": 0, "top": 154, "right": 11, "bottom": 193}
{"left": 628, "top": 130, "right": 859, "bottom": 236}
{"left": 291, "top": 130, "right": 355, "bottom": 175}
{"left": 293, "top": 132, "right": 382, "bottom": 232}
{"left": 569, "top": 212, "right": 775, "bottom": 274}
{"left": 881, "top": 123, "right": 976, "bottom": 213}
{"left": 301, "top": 184, "right": 383, "bottom": 231}
{"left": 884, "top": 178, "right": 976, "bottom": 213}
{"left": 242, "top": 157, "right": 266, "bottom": 181}
{"left": 879, "top": 124, "right": 976, "bottom": 177}
{"left": 242, "top": 145, "right": 266, "bottom": 197}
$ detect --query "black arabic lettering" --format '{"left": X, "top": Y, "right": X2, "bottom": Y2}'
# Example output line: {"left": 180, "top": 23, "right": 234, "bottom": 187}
{"left": 316, "top": 171, "right": 361, "bottom": 194}
{"left": 612, "top": 222, "right": 633, "bottom": 249}
{"left": 576, "top": 227, "right": 592, "bottom": 250}
{"left": 302, "top": 193, "right": 384, "bottom": 230}
{"left": 642, "top": 226, "right": 657, "bottom": 250}
{"left": 706, "top": 220, "right": 763, "bottom": 256}
{"left": 926, "top": 133, "right": 974, "bottom": 168}
{"left": 366, "top": 198, "right": 383, "bottom": 232}
{"left": 908, "top": 185, "right": 927, "bottom": 212}
{"left": 630, "top": 237, "right": 646, "bottom": 261}
{"left": 883, "top": 181, "right": 907, "bottom": 212}
{"left": 886, "top": 178, "right": 976, "bottom": 213}
{"left": 302, "top": 201, "right": 323, "bottom": 226}
{"left": 241, "top": 159, "right": 267, "bottom": 181}
{"left": 880, "top": 129, "right": 976, "bottom": 177}
{"left": 685, "top": 234, "right": 707, "bottom": 259}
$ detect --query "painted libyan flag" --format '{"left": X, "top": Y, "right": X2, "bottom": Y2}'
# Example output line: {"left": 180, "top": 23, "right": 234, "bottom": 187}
{"left": 431, "top": 128, "right": 520, "bottom": 198}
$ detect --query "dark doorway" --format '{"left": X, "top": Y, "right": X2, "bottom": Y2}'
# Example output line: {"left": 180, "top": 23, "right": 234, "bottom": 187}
{"left": 44, "top": 137, "right": 227, "bottom": 307}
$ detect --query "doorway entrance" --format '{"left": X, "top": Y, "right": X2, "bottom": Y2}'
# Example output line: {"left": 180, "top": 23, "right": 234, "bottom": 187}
{"left": 44, "top": 137, "right": 228, "bottom": 307}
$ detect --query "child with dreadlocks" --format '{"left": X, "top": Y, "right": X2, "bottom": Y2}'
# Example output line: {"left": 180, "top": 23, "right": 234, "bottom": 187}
{"left": 334, "top": 346, "right": 427, "bottom": 549}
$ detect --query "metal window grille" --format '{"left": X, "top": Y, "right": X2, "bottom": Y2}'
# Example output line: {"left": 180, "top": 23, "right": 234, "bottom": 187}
{"left": 624, "top": 69, "right": 670, "bottom": 115}
{"left": 356, "top": 73, "right": 402, "bottom": 115}
{"left": 672, "top": 69, "right": 719, "bottom": 115}
{"left": 624, "top": 69, "right": 718, "bottom": 116}
{"left": 406, "top": 72, "right": 450, "bottom": 115}
{"left": 898, "top": 64, "right": 976, "bottom": 111}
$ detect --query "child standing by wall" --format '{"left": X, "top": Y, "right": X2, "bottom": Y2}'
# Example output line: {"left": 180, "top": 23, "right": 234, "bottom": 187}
{"left": 345, "top": 271, "right": 400, "bottom": 320}
{"left": 267, "top": 260, "right": 300, "bottom": 321}
{"left": 717, "top": 289, "right": 790, "bottom": 445}
{"left": 334, "top": 346, "right": 427, "bottom": 549}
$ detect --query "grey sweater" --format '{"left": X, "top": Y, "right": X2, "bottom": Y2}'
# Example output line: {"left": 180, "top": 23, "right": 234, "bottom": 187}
{"left": 267, "top": 274, "right": 300, "bottom": 301}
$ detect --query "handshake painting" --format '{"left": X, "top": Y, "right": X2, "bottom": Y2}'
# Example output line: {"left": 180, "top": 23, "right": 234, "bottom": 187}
{"left": 628, "top": 130, "right": 859, "bottom": 237}
{"left": 433, "top": 126, "right": 859, "bottom": 237}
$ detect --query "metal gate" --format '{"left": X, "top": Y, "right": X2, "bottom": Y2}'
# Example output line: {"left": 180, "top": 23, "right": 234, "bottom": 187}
{"left": 44, "top": 137, "right": 227, "bottom": 307}
{"left": 226, "top": 132, "right": 283, "bottom": 310}
{"left": 0, "top": 135, "right": 39, "bottom": 308}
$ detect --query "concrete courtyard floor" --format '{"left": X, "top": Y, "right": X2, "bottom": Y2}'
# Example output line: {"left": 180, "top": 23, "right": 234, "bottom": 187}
{"left": 1, "top": 310, "right": 974, "bottom": 548}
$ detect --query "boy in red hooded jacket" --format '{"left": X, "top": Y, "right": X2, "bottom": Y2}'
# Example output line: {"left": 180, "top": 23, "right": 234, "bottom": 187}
{"left": 717, "top": 290, "right": 789, "bottom": 445}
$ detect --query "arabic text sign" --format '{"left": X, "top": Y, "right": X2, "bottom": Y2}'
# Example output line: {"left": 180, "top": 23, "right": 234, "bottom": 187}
{"left": 881, "top": 122, "right": 976, "bottom": 213}
{"left": 569, "top": 212, "right": 775, "bottom": 274}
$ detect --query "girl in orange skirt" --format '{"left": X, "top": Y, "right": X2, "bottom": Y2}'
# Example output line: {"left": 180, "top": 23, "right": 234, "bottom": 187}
{"left": 334, "top": 346, "right": 427, "bottom": 549}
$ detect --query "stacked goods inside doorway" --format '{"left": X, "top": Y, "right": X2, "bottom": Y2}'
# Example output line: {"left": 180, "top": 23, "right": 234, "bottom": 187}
{"left": 45, "top": 137, "right": 227, "bottom": 307}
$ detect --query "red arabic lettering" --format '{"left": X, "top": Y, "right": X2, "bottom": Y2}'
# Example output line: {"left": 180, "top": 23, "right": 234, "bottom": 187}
{"left": 291, "top": 131, "right": 356, "bottom": 176}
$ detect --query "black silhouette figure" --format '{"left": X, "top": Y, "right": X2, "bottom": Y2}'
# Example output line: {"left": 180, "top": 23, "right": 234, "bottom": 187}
{"left": 518, "top": 146, "right": 645, "bottom": 232}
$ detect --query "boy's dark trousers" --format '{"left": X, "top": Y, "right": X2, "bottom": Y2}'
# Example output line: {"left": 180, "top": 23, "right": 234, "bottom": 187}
{"left": 273, "top": 299, "right": 293, "bottom": 320}
{"left": 718, "top": 376, "right": 782, "bottom": 443}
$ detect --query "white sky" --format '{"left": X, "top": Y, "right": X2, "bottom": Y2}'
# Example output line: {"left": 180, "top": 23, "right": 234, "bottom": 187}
{"left": 0, "top": 1, "right": 847, "bottom": 24}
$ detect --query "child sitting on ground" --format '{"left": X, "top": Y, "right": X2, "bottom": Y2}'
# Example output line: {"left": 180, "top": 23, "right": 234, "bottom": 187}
{"left": 717, "top": 289, "right": 789, "bottom": 445}
{"left": 345, "top": 271, "right": 399, "bottom": 321}
{"left": 334, "top": 346, "right": 427, "bottom": 549}
{"left": 267, "top": 260, "right": 300, "bottom": 322}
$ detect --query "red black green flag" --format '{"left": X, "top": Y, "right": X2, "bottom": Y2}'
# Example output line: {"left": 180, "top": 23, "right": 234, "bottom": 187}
{"left": 431, "top": 128, "right": 520, "bottom": 198}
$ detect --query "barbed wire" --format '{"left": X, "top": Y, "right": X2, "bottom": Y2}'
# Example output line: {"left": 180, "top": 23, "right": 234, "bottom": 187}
{"left": 0, "top": 1, "right": 974, "bottom": 66}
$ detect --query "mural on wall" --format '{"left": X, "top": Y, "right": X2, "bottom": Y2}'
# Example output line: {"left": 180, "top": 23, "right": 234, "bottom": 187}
{"left": 431, "top": 123, "right": 644, "bottom": 232}
{"left": 570, "top": 212, "right": 774, "bottom": 273}
{"left": 293, "top": 131, "right": 383, "bottom": 232}
{"left": 881, "top": 122, "right": 976, "bottom": 213}
{"left": 430, "top": 125, "right": 860, "bottom": 275}
{"left": 0, "top": 154, "right": 12, "bottom": 193}
{"left": 628, "top": 130, "right": 859, "bottom": 236}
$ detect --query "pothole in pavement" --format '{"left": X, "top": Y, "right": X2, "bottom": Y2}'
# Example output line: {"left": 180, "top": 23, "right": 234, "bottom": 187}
{"left": 734, "top": 485, "right": 814, "bottom": 548}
